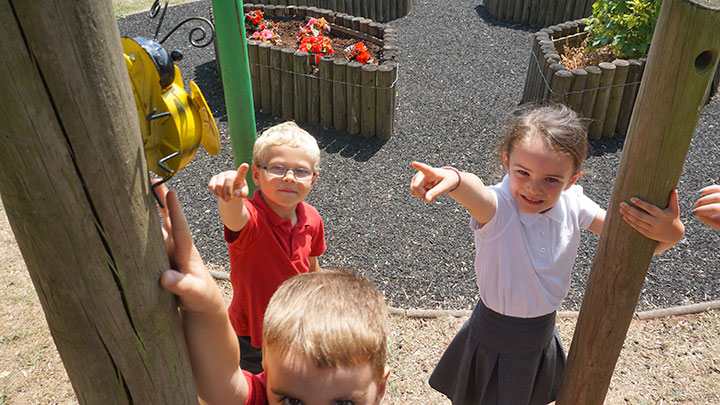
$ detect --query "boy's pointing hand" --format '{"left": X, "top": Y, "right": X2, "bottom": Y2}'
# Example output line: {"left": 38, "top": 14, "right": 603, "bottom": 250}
{"left": 208, "top": 163, "right": 250, "bottom": 202}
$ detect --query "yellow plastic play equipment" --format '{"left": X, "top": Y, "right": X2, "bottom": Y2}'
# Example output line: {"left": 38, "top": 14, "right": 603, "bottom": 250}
{"left": 122, "top": 36, "right": 220, "bottom": 187}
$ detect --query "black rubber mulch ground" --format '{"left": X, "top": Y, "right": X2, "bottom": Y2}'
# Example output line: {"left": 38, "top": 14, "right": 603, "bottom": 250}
{"left": 117, "top": 0, "right": 719, "bottom": 311}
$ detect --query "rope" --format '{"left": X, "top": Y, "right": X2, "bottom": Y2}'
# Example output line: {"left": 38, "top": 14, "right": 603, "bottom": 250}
{"left": 208, "top": 270, "right": 720, "bottom": 321}
{"left": 530, "top": 48, "right": 642, "bottom": 97}
{"left": 248, "top": 60, "right": 401, "bottom": 89}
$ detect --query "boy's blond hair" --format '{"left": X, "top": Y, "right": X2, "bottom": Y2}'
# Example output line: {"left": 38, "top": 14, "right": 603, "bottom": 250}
{"left": 252, "top": 122, "right": 321, "bottom": 171}
{"left": 262, "top": 270, "right": 388, "bottom": 382}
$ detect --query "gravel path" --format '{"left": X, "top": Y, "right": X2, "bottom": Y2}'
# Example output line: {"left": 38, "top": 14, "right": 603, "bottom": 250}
{"left": 117, "top": 0, "right": 719, "bottom": 312}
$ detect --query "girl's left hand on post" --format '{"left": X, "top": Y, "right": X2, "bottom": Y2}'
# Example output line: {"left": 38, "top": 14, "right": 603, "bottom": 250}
{"left": 618, "top": 189, "right": 684, "bottom": 244}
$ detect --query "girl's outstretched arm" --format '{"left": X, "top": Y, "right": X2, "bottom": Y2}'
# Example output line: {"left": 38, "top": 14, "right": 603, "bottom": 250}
{"left": 156, "top": 184, "right": 249, "bottom": 404}
{"left": 695, "top": 184, "right": 720, "bottom": 230}
{"left": 618, "top": 189, "right": 685, "bottom": 254}
{"left": 410, "top": 161, "right": 497, "bottom": 225}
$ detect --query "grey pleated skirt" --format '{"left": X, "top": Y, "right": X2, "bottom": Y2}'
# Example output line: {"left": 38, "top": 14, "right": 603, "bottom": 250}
{"left": 429, "top": 299, "right": 565, "bottom": 405}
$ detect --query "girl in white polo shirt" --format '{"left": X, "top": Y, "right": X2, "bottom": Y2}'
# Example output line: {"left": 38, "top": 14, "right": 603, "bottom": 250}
{"left": 410, "top": 104, "right": 685, "bottom": 405}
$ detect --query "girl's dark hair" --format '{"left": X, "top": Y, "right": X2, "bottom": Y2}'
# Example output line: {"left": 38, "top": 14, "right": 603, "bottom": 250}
{"left": 498, "top": 104, "right": 589, "bottom": 172}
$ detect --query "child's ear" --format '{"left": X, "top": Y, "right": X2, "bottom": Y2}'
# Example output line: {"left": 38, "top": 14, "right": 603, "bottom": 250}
{"left": 502, "top": 152, "right": 510, "bottom": 172}
{"left": 564, "top": 170, "right": 583, "bottom": 190}
{"left": 251, "top": 164, "right": 261, "bottom": 186}
{"left": 310, "top": 171, "right": 319, "bottom": 186}
{"left": 374, "top": 367, "right": 391, "bottom": 405}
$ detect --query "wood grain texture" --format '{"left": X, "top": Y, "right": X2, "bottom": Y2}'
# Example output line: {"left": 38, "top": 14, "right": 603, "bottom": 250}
{"left": 557, "top": 0, "right": 720, "bottom": 403}
{"left": 0, "top": 0, "right": 196, "bottom": 403}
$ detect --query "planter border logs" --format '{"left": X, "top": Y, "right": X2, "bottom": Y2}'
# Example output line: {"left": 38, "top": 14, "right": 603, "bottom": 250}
{"left": 241, "top": 4, "right": 399, "bottom": 140}
{"left": 485, "top": 0, "right": 596, "bottom": 27}
{"left": 255, "top": 0, "right": 413, "bottom": 23}
{"left": 521, "top": 21, "right": 647, "bottom": 140}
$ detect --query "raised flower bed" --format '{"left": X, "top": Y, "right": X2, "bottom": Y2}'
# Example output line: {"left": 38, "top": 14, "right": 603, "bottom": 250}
{"left": 521, "top": 21, "right": 646, "bottom": 140}
{"left": 485, "top": 0, "right": 595, "bottom": 27}
{"left": 256, "top": 0, "right": 413, "bottom": 22}
{"left": 241, "top": 3, "right": 399, "bottom": 140}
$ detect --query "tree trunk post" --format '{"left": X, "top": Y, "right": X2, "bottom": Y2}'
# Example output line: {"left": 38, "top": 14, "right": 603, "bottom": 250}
{"left": 0, "top": 0, "right": 197, "bottom": 403}
{"left": 557, "top": 1, "right": 720, "bottom": 403}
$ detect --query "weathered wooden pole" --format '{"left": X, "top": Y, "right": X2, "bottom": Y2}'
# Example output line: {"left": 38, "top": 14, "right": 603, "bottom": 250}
{"left": 557, "top": 0, "right": 720, "bottom": 403}
{"left": 0, "top": 0, "right": 196, "bottom": 403}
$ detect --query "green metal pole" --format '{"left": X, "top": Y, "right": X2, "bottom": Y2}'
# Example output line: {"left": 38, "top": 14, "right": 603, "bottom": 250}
{"left": 211, "top": 0, "right": 257, "bottom": 191}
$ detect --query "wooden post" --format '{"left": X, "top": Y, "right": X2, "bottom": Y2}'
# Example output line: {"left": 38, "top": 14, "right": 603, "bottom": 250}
{"left": 332, "top": 59, "right": 348, "bottom": 131}
{"left": 361, "top": 64, "right": 378, "bottom": 138}
{"left": 347, "top": 61, "right": 363, "bottom": 134}
{"left": 580, "top": 65, "right": 601, "bottom": 128}
{"left": 281, "top": 47, "right": 296, "bottom": 121}
{"left": 588, "top": 61, "right": 616, "bottom": 140}
{"left": 513, "top": 0, "right": 524, "bottom": 22}
{"left": 259, "top": 42, "right": 273, "bottom": 114}
{"left": 573, "top": 0, "right": 586, "bottom": 21}
{"left": 270, "top": 45, "right": 283, "bottom": 117}
{"left": 388, "top": 0, "right": 397, "bottom": 21}
{"left": 319, "top": 56, "right": 334, "bottom": 129}
{"left": 564, "top": 0, "right": 576, "bottom": 21}
{"left": 0, "top": 1, "right": 196, "bottom": 402}
{"left": 376, "top": 62, "right": 396, "bottom": 140}
{"left": 308, "top": 62, "right": 320, "bottom": 127}
{"left": 293, "top": 50, "right": 310, "bottom": 123}
{"left": 567, "top": 68, "right": 587, "bottom": 112}
{"left": 557, "top": 1, "right": 720, "bottom": 403}
{"left": 546, "top": 62, "right": 566, "bottom": 100}
{"left": 616, "top": 59, "right": 645, "bottom": 136}
{"left": 551, "top": 69, "right": 573, "bottom": 104}
{"left": 555, "top": 0, "right": 567, "bottom": 25}
{"left": 602, "top": 59, "right": 630, "bottom": 137}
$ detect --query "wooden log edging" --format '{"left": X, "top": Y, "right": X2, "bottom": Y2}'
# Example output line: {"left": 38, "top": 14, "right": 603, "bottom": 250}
{"left": 208, "top": 268, "right": 720, "bottom": 321}
{"left": 521, "top": 21, "right": 647, "bottom": 139}
{"left": 486, "top": 0, "right": 595, "bottom": 26}
{"left": 255, "top": 0, "right": 413, "bottom": 22}
{"left": 240, "top": 4, "right": 399, "bottom": 139}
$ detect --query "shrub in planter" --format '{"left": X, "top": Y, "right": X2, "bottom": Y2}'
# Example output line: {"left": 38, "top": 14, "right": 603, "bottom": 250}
{"left": 520, "top": 0, "right": 715, "bottom": 140}
{"left": 584, "top": 0, "right": 661, "bottom": 59}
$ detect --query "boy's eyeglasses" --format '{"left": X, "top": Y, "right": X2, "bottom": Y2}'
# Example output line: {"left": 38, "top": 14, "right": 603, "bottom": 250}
{"left": 261, "top": 165, "right": 315, "bottom": 181}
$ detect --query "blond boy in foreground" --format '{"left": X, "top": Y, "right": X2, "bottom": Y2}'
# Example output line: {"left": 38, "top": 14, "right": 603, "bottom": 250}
{"left": 157, "top": 187, "right": 390, "bottom": 405}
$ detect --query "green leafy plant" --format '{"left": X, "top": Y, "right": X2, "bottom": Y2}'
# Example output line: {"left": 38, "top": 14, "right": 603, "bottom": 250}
{"left": 584, "top": 0, "right": 662, "bottom": 59}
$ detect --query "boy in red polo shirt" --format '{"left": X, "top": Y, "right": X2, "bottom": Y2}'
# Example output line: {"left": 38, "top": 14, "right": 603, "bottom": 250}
{"left": 208, "top": 122, "right": 326, "bottom": 373}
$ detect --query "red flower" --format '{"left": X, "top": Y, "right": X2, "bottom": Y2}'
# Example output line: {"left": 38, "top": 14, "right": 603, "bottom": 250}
{"left": 246, "top": 10, "right": 263, "bottom": 26}
{"left": 348, "top": 42, "right": 373, "bottom": 65}
{"left": 298, "top": 36, "right": 334, "bottom": 57}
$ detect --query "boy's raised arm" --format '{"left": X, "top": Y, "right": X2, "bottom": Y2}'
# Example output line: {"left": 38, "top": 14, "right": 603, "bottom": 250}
{"left": 157, "top": 185, "right": 249, "bottom": 403}
{"left": 410, "top": 161, "right": 496, "bottom": 225}
{"left": 209, "top": 163, "right": 252, "bottom": 232}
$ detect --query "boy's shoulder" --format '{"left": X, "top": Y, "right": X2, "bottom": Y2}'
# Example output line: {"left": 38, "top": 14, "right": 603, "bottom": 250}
{"left": 242, "top": 370, "right": 268, "bottom": 405}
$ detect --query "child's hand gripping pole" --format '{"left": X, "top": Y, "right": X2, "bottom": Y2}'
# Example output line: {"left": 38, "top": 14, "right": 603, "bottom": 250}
{"left": 154, "top": 181, "right": 222, "bottom": 314}
{"left": 618, "top": 189, "right": 685, "bottom": 254}
{"left": 410, "top": 161, "right": 461, "bottom": 204}
{"left": 154, "top": 181, "right": 245, "bottom": 402}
